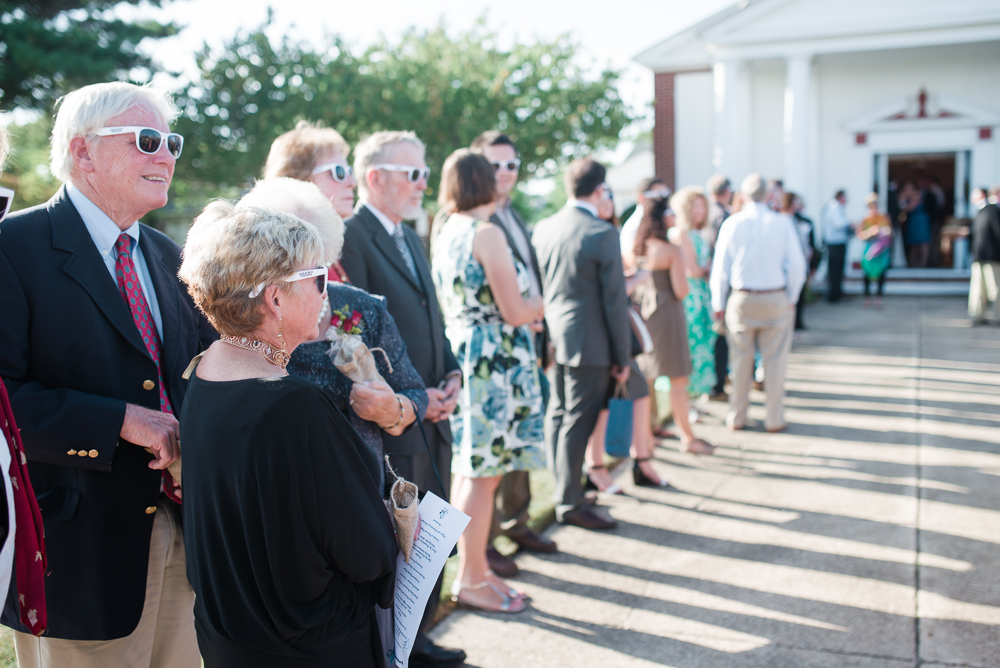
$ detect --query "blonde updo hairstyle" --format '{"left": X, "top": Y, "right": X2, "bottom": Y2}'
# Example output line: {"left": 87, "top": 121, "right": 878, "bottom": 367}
{"left": 179, "top": 202, "right": 324, "bottom": 337}
{"left": 670, "top": 186, "right": 709, "bottom": 232}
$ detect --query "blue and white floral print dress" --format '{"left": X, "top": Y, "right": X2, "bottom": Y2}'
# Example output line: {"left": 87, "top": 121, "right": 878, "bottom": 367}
{"left": 432, "top": 214, "right": 545, "bottom": 478}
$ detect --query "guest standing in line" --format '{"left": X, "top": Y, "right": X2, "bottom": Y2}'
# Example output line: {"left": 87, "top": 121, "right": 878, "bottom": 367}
{"left": 238, "top": 178, "right": 429, "bottom": 490}
{"left": 705, "top": 174, "right": 733, "bottom": 401}
{"left": 339, "top": 131, "right": 466, "bottom": 668}
{"left": 821, "top": 189, "right": 852, "bottom": 303}
{"left": 667, "top": 186, "right": 718, "bottom": 400}
{"left": 0, "top": 126, "right": 48, "bottom": 644}
{"left": 898, "top": 181, "right": 932, "bottom": 269}
{"left": 781, "top": 193, "right": 821, "bottom": 330}
{"left": 179, "top": 203, "right": 397, "bottom": 667}
{"left": 432, "top": 149, "right": 545, "bottom": 613}
{"left": 711, "top": 174, "right": 807, "bottom": 433}
{"left": 533, "top": 159, "right": 631, "bottom": 531}
{"left": 857, "top": 193, "right": 893, "bottom": 310}
{"left": 0, "top": 82, "right": 215, "bottom": 666}
{"left": 263, "top": 120, "right": 357, "bottom": 282}
{"left": 620, "top": 177, "right": 672, "bottom": 269}
{"left": 634, "top": 197, "right": 715, "bottom": 455}
{"left": 969, "top": 190, "right": 1000, "bottom": 324}
{"left": 470, "top": 131, "right": 558, "bottom": 579}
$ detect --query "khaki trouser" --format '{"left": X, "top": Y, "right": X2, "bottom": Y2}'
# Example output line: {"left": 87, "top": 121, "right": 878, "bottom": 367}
{"left": 725, "top": 291, "right": 795, "bottom": 431}
{"left": 968, "top": 261, "right": 1000, "bottom": 321}
{"left": 14, "top": 502, "right": 199, "bottom": 668}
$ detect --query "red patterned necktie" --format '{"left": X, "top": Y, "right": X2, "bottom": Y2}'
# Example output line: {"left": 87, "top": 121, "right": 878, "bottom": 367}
{"left": 114, "top": 233, "right": 181, "bottom": 504}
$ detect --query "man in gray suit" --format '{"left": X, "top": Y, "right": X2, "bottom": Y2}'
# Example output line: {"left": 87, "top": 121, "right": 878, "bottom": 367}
{"left": 469, "top": 131, "right": 557, "bottom": 577}
{"left": 339, "top": 131, "right": 465, "bottom": 668}
{"left": 532, "top": 158, "right": 631, "bottom": 531}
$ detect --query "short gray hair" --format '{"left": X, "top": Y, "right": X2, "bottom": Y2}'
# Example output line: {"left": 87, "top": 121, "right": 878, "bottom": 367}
{"left": 239, "top": 178, "right": 345, "bottom": 266}
{"left": 179, "top": 201, "right": 323, "bottom": 337}
{"left": 50, "top": 82, "right": 179, "bottom": 183}
{"left": 353, "top": 131, "right": 425, "bottom": 198}
{"left": 740, "top": 173, "right": 766, "bottom": 202}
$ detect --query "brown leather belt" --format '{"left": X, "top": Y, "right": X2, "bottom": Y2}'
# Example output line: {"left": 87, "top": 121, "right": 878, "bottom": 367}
{"left": 735, "top": 287, "right": 786, "bottom": 294}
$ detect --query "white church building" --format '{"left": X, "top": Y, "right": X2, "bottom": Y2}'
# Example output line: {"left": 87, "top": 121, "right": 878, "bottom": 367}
{"left": 635, "top": 0, "right": 1000, "bottom": 286}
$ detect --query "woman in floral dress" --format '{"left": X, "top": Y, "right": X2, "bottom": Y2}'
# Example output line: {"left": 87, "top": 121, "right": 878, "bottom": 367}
{"left": 431, "top": 149, "right": 545, "bottom": 615}
{"left": 668, "top": 186, "right": 718, "bottom": 398}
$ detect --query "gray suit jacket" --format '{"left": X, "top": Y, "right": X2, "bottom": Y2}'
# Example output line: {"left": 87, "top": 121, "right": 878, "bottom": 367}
{"left": 340, "top": 205, "right": 459, "bottom": 455}
{"left": 531, "top": 204, "right": 631, "bottom": 369}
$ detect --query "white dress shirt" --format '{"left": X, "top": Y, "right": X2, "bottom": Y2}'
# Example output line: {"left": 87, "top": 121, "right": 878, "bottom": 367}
{"left": 619, "top": 204, "right": 644, "bottom": 256}
{"left": 822, "top": 199, "right": 853, "bottom": 245}
{"left": 66, "top": 184, "right": 164, "bottom": 339}
{"left": 710, "top": 201, "right": 807, "bottom": 312}
{"left": 0, "top": 431, "right": 14, "bottom": 609}
{"left": 568, "top": 199, "right": 599, "bottom": 219}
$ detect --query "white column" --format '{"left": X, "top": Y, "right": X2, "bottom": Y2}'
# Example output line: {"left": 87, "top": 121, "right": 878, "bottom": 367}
{"left": 713, "top": 58, "right": 750, "bottom": 182}
{"left": 783, "top": 54, "right": 812, "bottom": 198}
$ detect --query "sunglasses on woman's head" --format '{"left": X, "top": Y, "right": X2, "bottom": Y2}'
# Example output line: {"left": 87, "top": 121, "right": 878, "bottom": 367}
{"left": 95, "top": 126, "right": 184, "bottom": 159}
{"left": 370, "top": 164, "right": 431, "bottom": 183}
{"left": 248, "top": 267, "right": 328, "bottom": 299}
{"left": 491, "top": 159, "right": 521, "bottom": 173}
{"left": 311, "top": 162, "right": 353, "bottom": 182}
{"left": 0, "top": 187, "right": 12, "bottom": 223}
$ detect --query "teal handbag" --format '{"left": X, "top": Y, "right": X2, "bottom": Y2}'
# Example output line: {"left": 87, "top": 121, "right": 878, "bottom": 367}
{"left": 605, "top": 382, "right": 633, "bottom": 458}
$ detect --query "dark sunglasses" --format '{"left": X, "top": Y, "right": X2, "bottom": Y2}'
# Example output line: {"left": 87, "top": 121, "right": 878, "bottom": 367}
{"left": 311, "top": 162, "right": 354, "bottom": 182}
{"left": 370, "top": 163, "right": 431, "bottom": 183}
{"left": 95, "top": 126, "right": 184, "bottom": 159}
{"left": 0, "top": 187, "right": 12, "bottom": 223}
{"left": 491, "top": 159, "right": 521, "bottom": 172}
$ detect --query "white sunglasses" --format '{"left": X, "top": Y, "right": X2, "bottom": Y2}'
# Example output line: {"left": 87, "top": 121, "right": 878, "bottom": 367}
{"left": 491, "top": 159, "right": 521, "bottom": 172}
{"left": 0, "top": 187, "right": 12, "bottom": 222}
{"left": 248, "top": 267, "right": 328, "bottom": 299}
{"left": 94, "top": 126, "right": 184, "bottom": 158}
{"left": 312, "top": 162, "right": 354, "bottom": 182}
{"left": 370, "top": 163, "right": 431, "bottom": 183}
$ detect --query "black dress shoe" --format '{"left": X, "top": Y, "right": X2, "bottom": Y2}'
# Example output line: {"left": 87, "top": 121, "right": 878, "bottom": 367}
{"left": 510, "top": 528, "right": 558, "bottom": 553}
{"left": 633, "top": 458, "right": 671, "bottom": 488}
{"left": 560, "top": 506, "right": 617, "bottom": 530}
{"left": 409, "top": 641, "right": 467, "bottom": 668}
{"left": 486, "top": 545, "right": 519, "bottom": 577}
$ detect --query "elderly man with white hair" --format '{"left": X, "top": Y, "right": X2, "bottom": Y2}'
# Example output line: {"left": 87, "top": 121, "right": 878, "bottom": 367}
{"left": 0, "top": 82, "right": 214, "bottom": 666}
{"left": 710, "top": 173, "right": 806, "bottom": 433}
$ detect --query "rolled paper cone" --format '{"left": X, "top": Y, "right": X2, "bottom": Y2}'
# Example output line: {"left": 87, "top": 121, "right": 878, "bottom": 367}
{"left": 391, "top": 478, "right": 419, "bottom": 562}
{"left": 167, "top": 458, "right": 182, "bottom": 483}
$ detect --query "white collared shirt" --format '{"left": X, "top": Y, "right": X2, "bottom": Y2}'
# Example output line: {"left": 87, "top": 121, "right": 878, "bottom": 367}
{"left": 568, "top": 199, "right": 599, "bottom": 219}
{"left": 362, "top": 201, "right": 400, "bottom": 237}
{"left": 619, "top": 204, "right": 644, "bottom": 256}
{"left": 66, "top": 184, "right": 163, "bottom": 338}
{"left": 710, "top": 201, "right": 807, "bottom": 312}
{"left": 822, "top": 200, "right": 853, "bottom": 245}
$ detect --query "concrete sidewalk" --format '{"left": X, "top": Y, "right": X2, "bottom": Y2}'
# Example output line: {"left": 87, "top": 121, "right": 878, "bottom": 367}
{"left": 431, "top": 296, "right": 1000, "bottom": 667}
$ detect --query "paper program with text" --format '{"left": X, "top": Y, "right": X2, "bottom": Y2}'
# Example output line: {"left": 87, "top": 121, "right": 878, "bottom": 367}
{"left": 391, "top": 491, "right": 470, "bottom": 668}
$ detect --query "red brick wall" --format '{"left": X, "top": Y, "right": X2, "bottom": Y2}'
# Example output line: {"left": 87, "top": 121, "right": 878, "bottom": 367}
{"left": 653, "top": 69, "right": 712, "bottom": 192}
{"left": 653, "top": 72, "right": 676, "bottom": 191}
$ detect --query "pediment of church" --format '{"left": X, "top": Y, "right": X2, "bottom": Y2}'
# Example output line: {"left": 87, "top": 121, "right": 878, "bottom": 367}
{"left": 635, "top": 0, "right": 1000, "bottom": 71}
{"left": 845, "top": 88, "right": 1000, "bottom": 133}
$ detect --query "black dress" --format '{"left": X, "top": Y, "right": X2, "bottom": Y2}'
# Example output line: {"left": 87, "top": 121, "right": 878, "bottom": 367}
{"left": 180, "top": 371, "right": 397, "bottom": 668}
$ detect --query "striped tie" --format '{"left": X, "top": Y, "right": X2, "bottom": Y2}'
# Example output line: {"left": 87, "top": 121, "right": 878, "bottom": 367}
{"left": 392, "top": 224, "right": 419, "bottom": 281}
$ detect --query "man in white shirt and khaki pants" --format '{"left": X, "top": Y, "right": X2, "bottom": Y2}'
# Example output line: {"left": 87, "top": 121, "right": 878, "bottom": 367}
{"left": 710, "top": 174, "right": 807, "bottom": 433}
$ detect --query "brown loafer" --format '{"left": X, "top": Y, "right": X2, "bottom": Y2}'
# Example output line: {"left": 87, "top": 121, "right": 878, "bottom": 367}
{"left": 510, "top": 529, "right": 558, "bottom": 553}
{"left": 560, "top": 507, "right": 618, "bottom": 531}
{"left": 486, "top": 546, "right": 519, "bottom": 577}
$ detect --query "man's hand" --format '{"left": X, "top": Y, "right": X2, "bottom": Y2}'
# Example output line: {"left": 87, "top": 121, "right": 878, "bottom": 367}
{"left": 528, "top": 319, "right": 545, "bottom": 333}
{"left": 611, "top": 365, "right": 630, "bottom": 384}
{"left": 350, "top": 379, "right": 400, "bottom": 427}
{"left": 121, "top": 404, "right": 179, "bottom": 470}
{"left": 713, "top": 310, "right": 725, "bottom": 321}
{"left": 426, "top": 376, "right": 461, "bottom": 422}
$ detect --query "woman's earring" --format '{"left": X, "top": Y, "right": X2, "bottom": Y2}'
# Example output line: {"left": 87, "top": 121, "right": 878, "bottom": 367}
{"left": 277, "top": 315, "right": 285, "bottom": 352}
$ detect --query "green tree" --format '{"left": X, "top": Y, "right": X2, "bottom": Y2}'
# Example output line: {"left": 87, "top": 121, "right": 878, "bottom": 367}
{"left": 0, "top": 0, "right": 177, "bottom": 111}
{"left": 174, "top": 18, "right": 633, "bottom": 199}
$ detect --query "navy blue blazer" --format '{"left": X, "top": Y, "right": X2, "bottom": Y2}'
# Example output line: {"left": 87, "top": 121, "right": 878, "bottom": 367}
{"left": 0, "top": 188, "right": 216, "bottom": 640}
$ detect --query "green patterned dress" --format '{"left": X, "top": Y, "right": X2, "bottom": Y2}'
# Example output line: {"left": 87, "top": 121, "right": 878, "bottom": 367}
{"left": 431, "top": 214, "right": 546, "bottom": 479}
{"left": 669, "top": 227, "right": 718, "bottom": 396}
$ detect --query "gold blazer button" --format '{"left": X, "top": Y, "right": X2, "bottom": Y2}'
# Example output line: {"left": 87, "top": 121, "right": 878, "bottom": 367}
{"left": 67, "top": 450, "right": 77, "bottom": 456}
{"left": 88, "top": 450, "right": 99, "bottom": 458}
{"left": 143, "top": 380, "right": 155, "bottom": 391}
{"left": 145, "top": 506, "right": 157, "bottom": 515}
{"left": 77, "top": 450, "right": 88, "bottom": 457}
